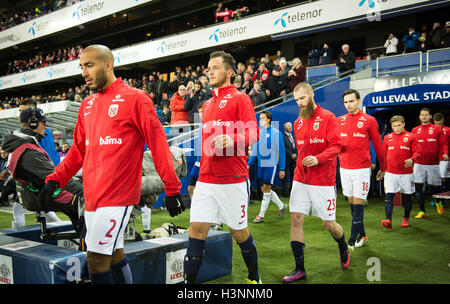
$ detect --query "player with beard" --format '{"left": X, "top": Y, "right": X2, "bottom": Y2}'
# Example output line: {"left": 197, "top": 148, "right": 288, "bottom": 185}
{"left": 39, "top": 45, "right": 182, "bottom": 284}
{"left": 183, "top": 50, "right": 261, "bottom": 284}
{"left": 282, "top": 82, "right": 349, "bottom": 283}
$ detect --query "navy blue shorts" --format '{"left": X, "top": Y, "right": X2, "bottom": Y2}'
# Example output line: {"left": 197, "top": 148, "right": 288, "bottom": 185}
{"left": 258, "top": 166, "right": 277, "bottom": 186}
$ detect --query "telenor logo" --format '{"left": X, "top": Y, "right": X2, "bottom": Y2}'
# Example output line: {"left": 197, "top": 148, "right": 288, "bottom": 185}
{"left": 209, "top": 29, "right": 220, "bottom": 42}
{"left": 273, "top": 9, "right": 323, "bottom": 28}
{"left": 157, "top": 41, "right": 166, "bottom": 53}
{"left": 274, "top": 12, "right": 288, "bottom": 28}
{"left": 28, "top": 22, "right": 37, "bottom": 36}
{"left": 72, "top": 5, "right": 82, "bottom": 20}
{"left": 359, "top": 0, "right": 375, "bottom": 8}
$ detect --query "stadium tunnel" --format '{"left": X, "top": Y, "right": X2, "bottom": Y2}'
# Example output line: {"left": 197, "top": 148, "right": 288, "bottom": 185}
{"left": 363, "top": 83, "right": 450, "bottom": 137}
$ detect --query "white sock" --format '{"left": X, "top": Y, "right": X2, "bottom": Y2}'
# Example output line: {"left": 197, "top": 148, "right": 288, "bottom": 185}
{"left": 12, "top": 202, "right": 26, "bottom": 228}
{"left": 141, "top": 205, "right": 151, "bottom": 231}
{"left": 258, "top": 193, "right": 271, "bottom": 218}
{"left": 270, "top": 190, "right": 285, "bottom": 209}
{"left": 45, "top": 211, "right": 62, "bottom": 222}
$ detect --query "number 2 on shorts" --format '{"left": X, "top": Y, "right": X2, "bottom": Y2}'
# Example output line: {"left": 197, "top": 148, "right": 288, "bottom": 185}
{"left": 105, "top": 219, "right": 117, "bottom": 238}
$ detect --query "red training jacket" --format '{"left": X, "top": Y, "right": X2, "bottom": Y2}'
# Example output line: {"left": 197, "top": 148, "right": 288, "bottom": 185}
{"left": 46, "top": 78, "right": 181, "bottom": 211}
{"left": 439, "top": 125, "right": 449, "bottom": 161}
{"left": 198, "top": 85, "right": 259, "bottom": 184}
{"left": 337, "top": 110, "right": 385, "bottom": 171}
{"left": 382, "top": 131, "right": 419, "bottom": 174}
{"left": 170, "top": 93, "right": 189, "bottom": 125}
{"left": 293, "top": 105, "right": 342, "bottom": 186}
{"left": 411, "top": 123, "right": 448, "bottom": 165}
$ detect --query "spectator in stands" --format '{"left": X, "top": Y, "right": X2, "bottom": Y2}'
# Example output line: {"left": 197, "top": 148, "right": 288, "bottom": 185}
{"left": 159, "top": 104, "right": 171, "bottom": 126}
{"left": 252, "top": 62, "right": 270, "bottom": 83}
{"left": 264, "top": 66, "right": 290, "bottom": 102}
{"left": 417, "top": 32, "right": 431, "bottom": 52}
{"left": 288, "top": 58, "right": 306, "bottom": 92}
{"left": 279, "top": 58, "right": 290, "bottom": 77}
{"left": 184, "top": 80, "right": 207, "bottom": 124}
{"left": 170, "top": 85, "right": 189, "bottom": 125}
{"left": 199, "top": 75, "right": 213, "bottom": 99}
{"left": 241, "top": 71, "right": 253, "bottom": 95}
{"left": 215, "top": 2, "right": 223, "bottom": 23}
{"left": 384, "top": 33, "right": 399, "bottom": 56}
{"left": 443, "top": 21, "right": 450, "bottom": 48}
{"left": 307, "top": 45, "right": 320, "bottom": 66}
{"left": 249, "top": 80, "right": 266, "bottom": 108}
{"left": 402, "top": 27, "right": 420, "bottom": 53}
{"left": 319, "top": 43, "right": 333, "bottom": 65}
{"left": 155, "top": 74, "right": 169, "bottom": 100}
{"left": 336, "top": 44, "right": 356, "bottom": 78}
{"left": 169, "top": 75, "right": 180, "bottom": 96}
{"left": 429, "top": 22, "right": 445, "bottom": 49}
{"left": 59, "top": 142, "right": 70, "bottom": 159}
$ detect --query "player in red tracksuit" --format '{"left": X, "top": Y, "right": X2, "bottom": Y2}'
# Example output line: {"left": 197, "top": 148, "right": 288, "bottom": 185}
{"left": 337, "top": 89, "right": 385, "bottom": 252}
{"left": 411, "top": 108, "right": 448, "bottom": 218}
{"left": 282, "top": 82, "right": 350, "bottom": 284}
{"left": 39, "top": 45, "right": 182, "bottom": 284}
{"left": 433, "top": 112, "right": 450, "bottom": 195}
{"left": 184, "top": 51, "right": 261, "bottom": 284}
{"left": 378, "top": 115, "right": 420, "bottom": 229}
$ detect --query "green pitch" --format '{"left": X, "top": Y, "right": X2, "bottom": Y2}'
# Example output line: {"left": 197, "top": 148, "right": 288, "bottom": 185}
{"left": 0, "top": 192, "right": 448, "bottom": 284}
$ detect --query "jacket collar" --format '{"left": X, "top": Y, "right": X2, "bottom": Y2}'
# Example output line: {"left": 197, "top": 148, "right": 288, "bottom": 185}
{"left": 98, "top": 77, "right": 124, "bottom": 95}
{"left": 211, "top": 85, "right": 235, "bottom": 98}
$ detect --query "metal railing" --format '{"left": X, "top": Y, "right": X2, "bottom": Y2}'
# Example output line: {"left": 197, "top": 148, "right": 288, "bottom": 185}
{"left": 426, "top": 47, "right": 450, "bottom": 72}
{"left": 375, "top": 51, "right": 423, "bottom": 77}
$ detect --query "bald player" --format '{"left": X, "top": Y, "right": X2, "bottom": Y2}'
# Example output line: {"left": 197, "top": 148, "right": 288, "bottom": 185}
{"left": 39, "top": 45, "right": 183, "bottom": 284}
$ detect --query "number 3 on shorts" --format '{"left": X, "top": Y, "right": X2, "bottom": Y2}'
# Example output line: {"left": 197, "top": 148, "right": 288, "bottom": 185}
{"left": 240, "top": 204, "right": 246, "bottom": 219}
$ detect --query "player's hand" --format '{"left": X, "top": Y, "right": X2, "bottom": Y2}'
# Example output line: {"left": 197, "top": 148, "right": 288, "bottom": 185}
{"left": 38, "top": 180, "right": 58, "bottom": 213}
{"left": 302, "top": 155, "right": 318, "bottom": 167}
{"left": 279, "top": 170, "right": 286, "bottom": 179}
{"left": 164, "top": 194, "right": 185, "bottom": 217}
{"left": 376, "top": 170, "right": 385, "bottom": 181}
{"left": 212, "top": 134, "right": 234, "bottom": 149}
{"left": 404, "top": 159, "right": 413, "bottom": 168}
{"left": 443, "top": 154, "right": 449, "bottom": 161}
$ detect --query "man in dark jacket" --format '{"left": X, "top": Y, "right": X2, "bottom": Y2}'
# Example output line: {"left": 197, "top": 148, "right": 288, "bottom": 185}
{"left": 1, "top": 107, "right": 84, "bottom": 239}
{"left": 264, "top": 66, "right": 290, "bottom": 102}
{"left": 184, "top": 80, "right": 207, "bottom": 124}
{"left": 336, "top": 44, "right": 356, "bottom": 78}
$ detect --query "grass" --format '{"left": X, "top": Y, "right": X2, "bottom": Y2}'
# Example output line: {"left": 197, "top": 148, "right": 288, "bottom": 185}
{"left": 0, "top": 192, "right": 449, "bottom": 284}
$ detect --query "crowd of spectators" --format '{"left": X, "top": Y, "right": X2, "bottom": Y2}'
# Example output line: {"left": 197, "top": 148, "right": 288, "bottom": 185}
{"left": 214, "top": 2, "right": 250, "bottom": 23}
{"left": 6, "top": 45, "right": 84, "bottom": 75}
{"left": 384, "top": 21, "right": 450, "bottom": 56}
{"left": 0, "top": 0, "right": 84, "bottom": 32}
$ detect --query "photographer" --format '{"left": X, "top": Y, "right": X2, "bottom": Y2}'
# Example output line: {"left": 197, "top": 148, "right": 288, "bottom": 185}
{"left": 1, "top": 107, "right": 84, "bottom": 238}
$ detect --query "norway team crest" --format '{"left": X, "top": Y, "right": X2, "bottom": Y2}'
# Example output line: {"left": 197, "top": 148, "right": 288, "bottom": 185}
{"left": 108, "top": 104, "right": 119, "bottom": 117}
{"left": 357, "top": 121, "right": 364, "bottom": 128}
{"left": 219, "top": 100, "right": 227, "bottom": 109}
{"left": 313, "top": 122, "right": 320, "bottom": 131}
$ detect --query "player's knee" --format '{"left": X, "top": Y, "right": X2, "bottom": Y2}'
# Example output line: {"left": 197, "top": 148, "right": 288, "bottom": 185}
{"left": 188, "top": 222, "right": 210, "bottom": 240}
{"left": 290, "top": 213, "right": 304, "bottom": 227}
{"left": 321, "top": 220, "right": 335, "bottom": 232}
{"left": 87, "top": 251, "right": 112, "bottom": 274}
